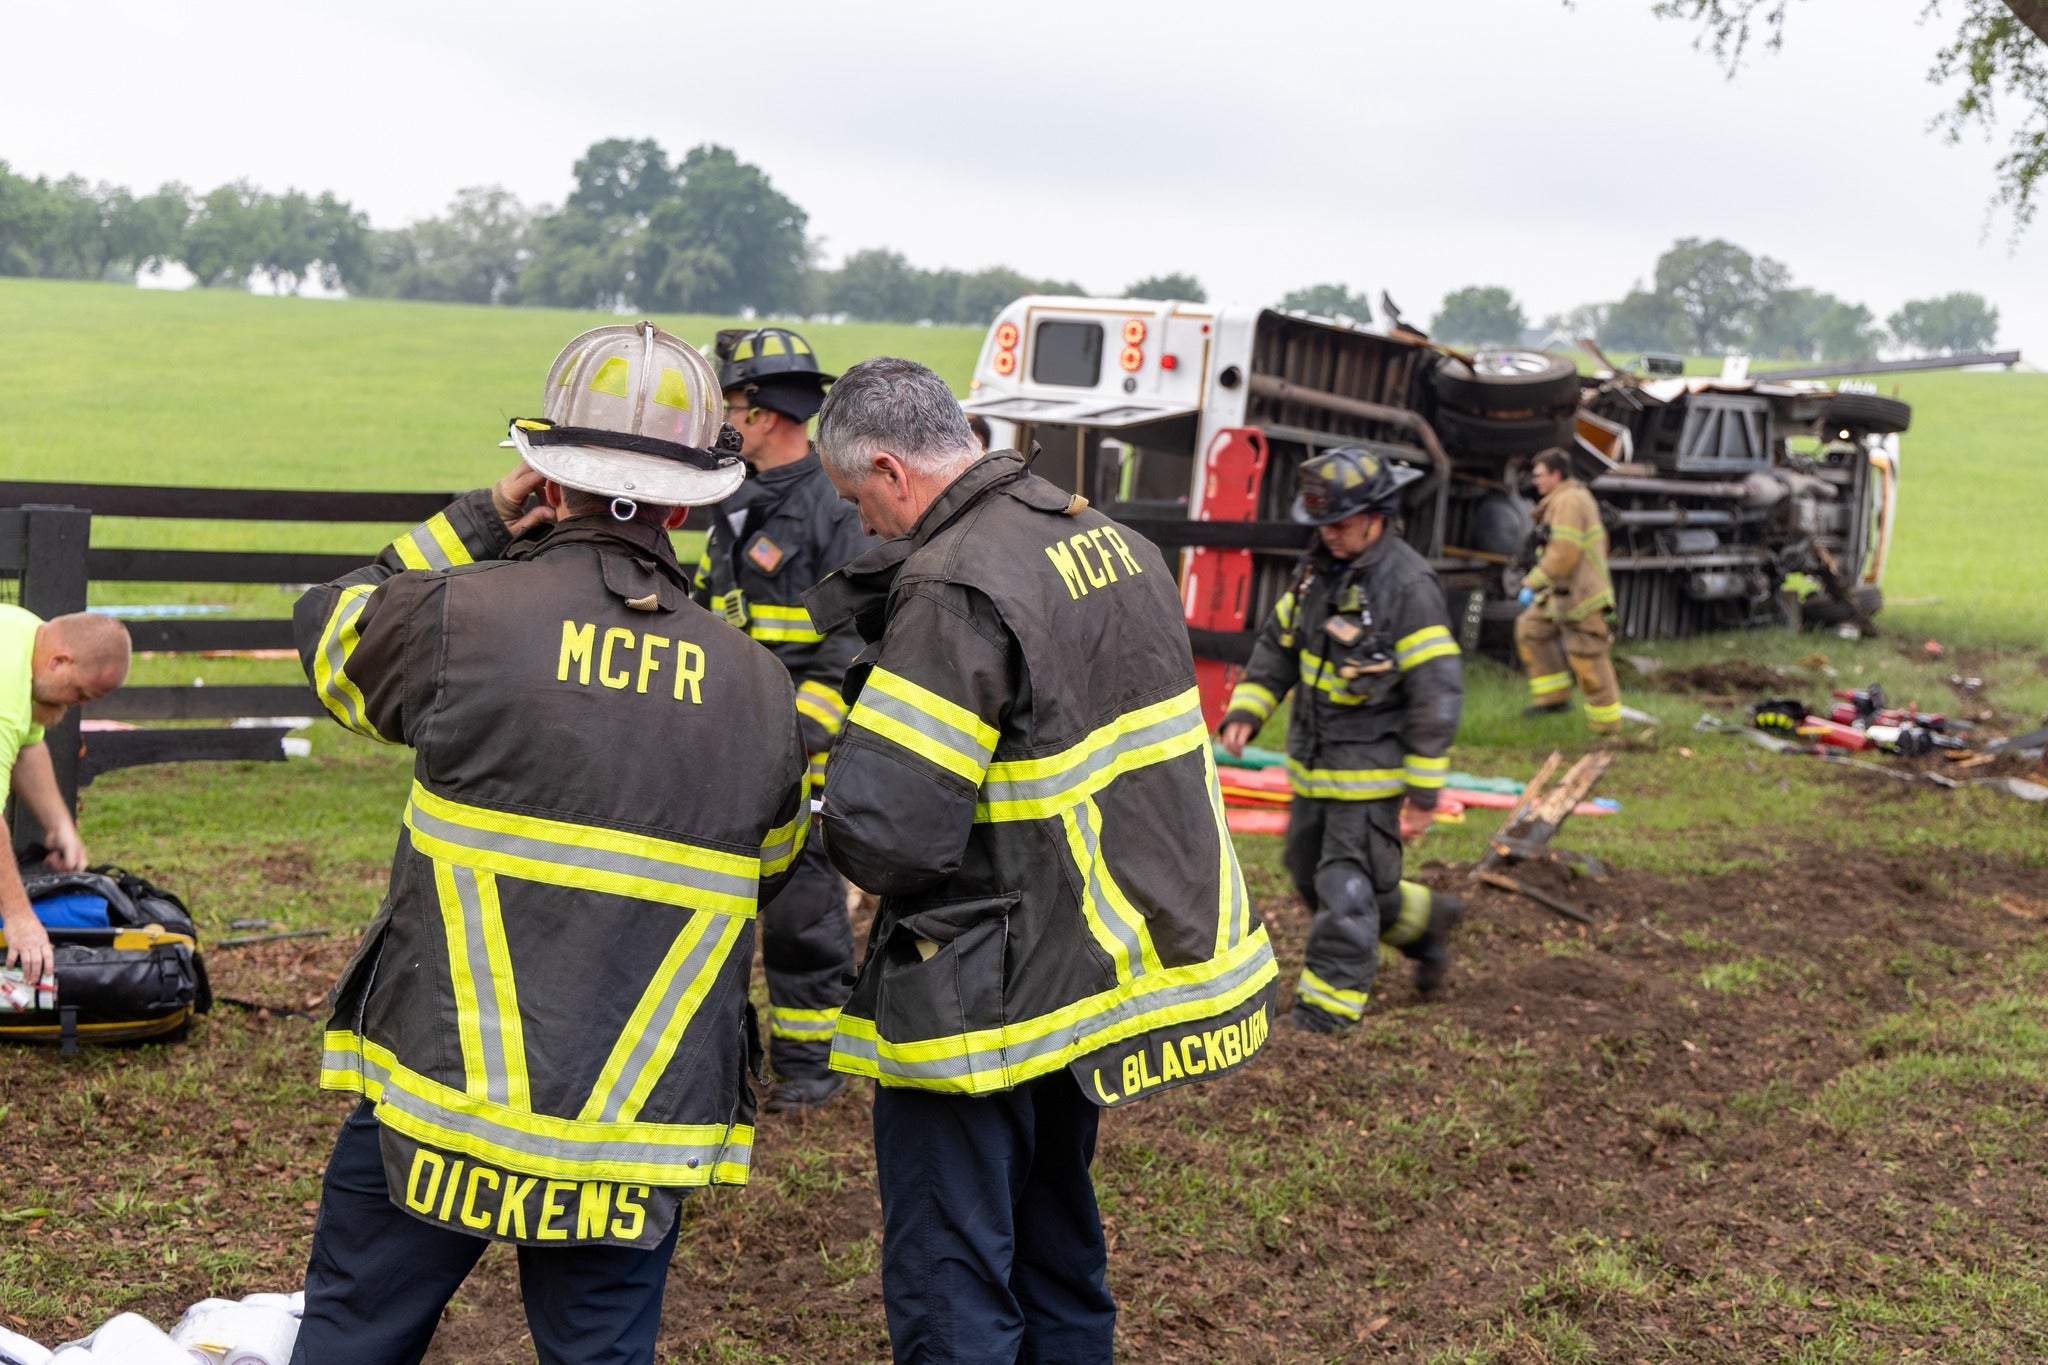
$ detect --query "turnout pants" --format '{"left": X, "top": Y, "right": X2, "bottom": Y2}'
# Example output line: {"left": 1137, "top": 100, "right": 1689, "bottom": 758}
{"left": 1516, "top": 607, "right": 1622, "bottom": 731}
{"left": 873, "top": 1072, "right": 1117, "bottom": 1365}
{"left": 1285, "top": 795, "right": 1436, "bottom": 1026}
{"left": 291, "top": 1104, "right": 681, "bottom": 1365}
{"left": 761, "top": 835, "right": 855, "bottom": 1079}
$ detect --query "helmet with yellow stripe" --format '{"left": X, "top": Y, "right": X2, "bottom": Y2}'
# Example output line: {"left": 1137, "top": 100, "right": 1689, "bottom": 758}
{"left": 509, "top": 321, "right": 745, "bottom": 508}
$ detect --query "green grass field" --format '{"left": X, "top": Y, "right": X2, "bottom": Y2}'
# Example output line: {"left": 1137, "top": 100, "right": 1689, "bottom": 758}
{"left": 1, "top": 279, "right": 2045, "bottom": 1359}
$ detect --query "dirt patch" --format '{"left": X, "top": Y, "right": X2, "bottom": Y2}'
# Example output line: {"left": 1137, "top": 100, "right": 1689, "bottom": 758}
{"left": 1629, "top": 658, "right": 1805, "bottom": 698}
{"left": 419, "top": 845, "right": 2048, "bottom": 1362}
{"left": 8, "top": 847, "right": 2047, "bottom": 1362}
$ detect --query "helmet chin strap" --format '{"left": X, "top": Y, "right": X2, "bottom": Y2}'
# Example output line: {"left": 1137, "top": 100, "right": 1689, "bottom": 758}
{"left": 610, "top": 497, "right": 638, "bottom": 522}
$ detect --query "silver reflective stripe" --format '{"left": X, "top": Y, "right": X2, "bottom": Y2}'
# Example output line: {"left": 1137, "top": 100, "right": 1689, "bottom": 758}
{"left": 404, "top": 524, "right": 458, "bottom": 571}
{"left": 980, "top": 704, "right": 1202, "bottom": 808}
{"left": 450, "top": 866, "right": 513, "bottom": 1106}
{"left": 317, "top": 589, "right": 373, "bottom": 733}
{"left": 588, "top": 924, "right": 731, "bottom": 1123}
{"left": 857, "top": 683, "right": 996, "bottom": 772}
{"left": 831, "top": 946, "right": 1274, "bottom": 1082}
{"left": 330, "top": 1044, "right": 750, "bottom": 1175}
{"left": 1071, "top": 800, "right": 1148, "bottom": 979}
{"left": 406, "top": 799, "right": 757, "bottom": 905}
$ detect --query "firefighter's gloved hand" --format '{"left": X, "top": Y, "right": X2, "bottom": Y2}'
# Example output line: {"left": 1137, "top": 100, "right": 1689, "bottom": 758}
{"left": 1517, "top": 587, "right": 1535, "bottom": 607}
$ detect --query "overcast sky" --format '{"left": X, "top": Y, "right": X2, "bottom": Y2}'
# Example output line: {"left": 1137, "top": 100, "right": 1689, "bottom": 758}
{"left": 6, "top": 0, "right": 2040, "bottom": 353}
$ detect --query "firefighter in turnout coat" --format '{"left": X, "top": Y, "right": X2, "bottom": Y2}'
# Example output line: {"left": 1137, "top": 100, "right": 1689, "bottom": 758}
{"left": 693, "top": 326, "right": 871, "bottom": 1111}
{"left": 804, "top": 359, "right": 1277, "bottom": 1363}
{"left": 1217, "top": 446, "right": 1466, "bottom": 1032}
{"left": 1515, "top": 447, "right": 1622, "bottom": 733}
{"left": 289, "top": 323, "right": 809, "bottom": 1365}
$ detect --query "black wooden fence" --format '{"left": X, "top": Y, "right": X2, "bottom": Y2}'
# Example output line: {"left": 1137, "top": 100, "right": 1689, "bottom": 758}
{"left": 0, "top": 480, "right": 1277, "bottom": 856}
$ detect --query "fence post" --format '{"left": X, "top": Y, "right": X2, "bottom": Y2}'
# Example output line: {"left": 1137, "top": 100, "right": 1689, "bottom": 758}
{"left": 12, "top": 505, "right": 91, "bottom": 860}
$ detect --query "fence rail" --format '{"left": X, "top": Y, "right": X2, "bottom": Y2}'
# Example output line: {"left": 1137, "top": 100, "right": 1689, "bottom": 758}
{"left": 0, "top": 478, "right": 1278, "bottom": 851}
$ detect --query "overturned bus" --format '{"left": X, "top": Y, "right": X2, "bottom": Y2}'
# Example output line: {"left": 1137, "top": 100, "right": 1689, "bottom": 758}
{"left": 961, "top": 296, "right": 1906, "bottom": 723}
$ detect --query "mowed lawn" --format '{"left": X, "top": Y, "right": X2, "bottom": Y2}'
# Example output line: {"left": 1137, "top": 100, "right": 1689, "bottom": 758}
{"left": 0, "top": 279, "right": 2045, "bottom": 1359}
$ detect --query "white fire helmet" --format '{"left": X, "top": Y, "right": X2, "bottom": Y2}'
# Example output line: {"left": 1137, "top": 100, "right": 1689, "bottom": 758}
{"left": 508, "top": 321, "right": 745, "bottom": 508}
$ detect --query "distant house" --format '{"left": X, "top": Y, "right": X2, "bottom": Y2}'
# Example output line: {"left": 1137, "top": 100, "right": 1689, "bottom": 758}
{"left": 1517, "top": 325, "right": 1579, "bottom": 353}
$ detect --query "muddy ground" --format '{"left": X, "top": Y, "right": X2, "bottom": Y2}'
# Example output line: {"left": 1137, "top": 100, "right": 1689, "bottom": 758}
{"left": 7, "top": 841, "right": 2046, "bottom": 1362}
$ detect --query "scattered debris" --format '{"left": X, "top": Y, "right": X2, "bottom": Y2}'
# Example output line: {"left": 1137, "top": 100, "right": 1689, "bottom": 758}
{"left": 1923, "top": 638, "right": 1946, "bottom": 658}
{"left": 1477, "top": 870, "right": 1594, "bottom": 926}
{"left": 215, "top": 927, "right": 330, "bottom": 949}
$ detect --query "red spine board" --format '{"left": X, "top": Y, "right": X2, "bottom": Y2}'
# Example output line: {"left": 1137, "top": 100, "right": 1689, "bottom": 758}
{"left": 1182, "top": 427, "right": 1269, "bottom": 731}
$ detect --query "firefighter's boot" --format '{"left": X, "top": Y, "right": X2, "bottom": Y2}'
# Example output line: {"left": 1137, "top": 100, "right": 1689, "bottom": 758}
{"left": 764, "top": 1072, "right": 847, "bottom": 1113}
{"left": 1411, "top": 891, "right": 1465, "bottom": 997}
{"left": 1282, "top": 1003, "right": 1346, "bottom": 1035}
{"left": 1568, "top": 648, "right": 1622, "bottom": 735}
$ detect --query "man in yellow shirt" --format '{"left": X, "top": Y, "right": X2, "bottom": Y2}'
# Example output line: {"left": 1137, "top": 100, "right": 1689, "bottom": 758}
{"left": 0, "top": 607, "right": 132, "bottom": 986}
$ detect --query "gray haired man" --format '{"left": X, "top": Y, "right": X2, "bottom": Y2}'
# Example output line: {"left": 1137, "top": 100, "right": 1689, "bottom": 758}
{"left": 805, "top": 359, "right": 1276, "bottom": 1362}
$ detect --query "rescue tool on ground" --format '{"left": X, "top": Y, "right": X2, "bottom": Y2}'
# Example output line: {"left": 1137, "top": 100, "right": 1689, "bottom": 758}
{"left": 1217, "top": 445, "right": 1467, "bottom": 1028}
{"left": 289, "top": 321, "right": 809, "bottom": 1365}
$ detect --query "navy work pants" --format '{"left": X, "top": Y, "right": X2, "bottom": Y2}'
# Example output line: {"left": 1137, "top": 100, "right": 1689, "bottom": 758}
{"left": 290, "top": 1103, "right": 680, "bottom": 1365}
{"left": 873, "top": 1072, "right": 1117, "bottom": 1364}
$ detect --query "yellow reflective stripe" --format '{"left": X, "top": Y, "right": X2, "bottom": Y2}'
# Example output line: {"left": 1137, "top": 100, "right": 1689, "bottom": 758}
{"left": 750, "top": 603, "right": 813, "bottom": 622}
{"left": 1529, "top": 672, "right": 1572, "bottom": 696}
{"left": 761, "top": 804, "right": 808, "bottom": 880}
{"left": 1394, "top": 625, "right": 1459, "bottom": 670}
{"left": 796, "top": 678, "right": 848, "bottom": 725}
{"left": 1202, "top": 741, "right": 1251, "bottom": 955}
{"left": 977, "top": 687, "right": 1207, "bottom": 822}
{"left": 849, "top": 668, "right": 998, "bottom": 784}
{"left": 1285, "top": 759, "right": 1404, "bottom": 800}
{"left": 1386, "top": 881, "right": 1434, "bottom": 947}
{"left": 1274, "top": 592, "right": 1297, "bottom": 628}
{"left": 1297, "top": 650, "right": 1368, "bottom": 705}
{"left": 472, "top": 869, "right": 530, "bottom": 1110}
{"left": 829, "top": 929, "right": 1278, "bottom": 1093}
{"left": 424, "top": 512, "right": 474, "bottom": 567}
{"left": 1298, "top": 967, "right": 1366, "bottom": 1020}
{"left": 322, "top": 1031, "right": 753, "bottom": 1186}
{"left": 806, "top": 751, "right": 829, "bottom": 794}
{"left": 433, "top": 861, "right": 532, "bottom": 1109}
{"left": 1585, "top": 700, "right": 1623, "bottom": 723}
{"left": 389, "top": 512, "right": 476, "bottom": 572}
{"left": 1226, "top": 682, "right": 1277, "bottom": 723}
{"left": 1562, "top": 589, "right": 1614, "bottom": 622}
{"left": 770, "top": 1005, "right": 841, "bottom": 1041}
{"left": 435, "top": 859, "right": 491, "bottom": 1100}
{"left": 405, "top": 782, "right": 761, "bottom": 918}
{"left": 1059, "top": 798, "right": 1161, "bottom": 981}
{"left": 312, "top": 583, "right": 388, "bottom": 741}
{"left": 1404, "top": 753, "right": 1451, "bottom": 789}
{"left": 392, "top": 533, "right": 431, "bottom": 571}
{"left": 748, "top": 602, "right": 823, "bottom": 644}
{"left": 579, "top": 913, "right": 745, "bottom": 1123}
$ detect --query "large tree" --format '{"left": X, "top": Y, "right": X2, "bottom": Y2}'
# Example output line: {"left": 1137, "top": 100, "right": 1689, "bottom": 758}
{"left": 1888, "top": 291, "right": 2001, "bottom": 351}
{"left": 1430, "top": 285, "right": 1528, "bottom": 345}
{"left": 1652, "top": 236, "right": 1786, "bottom": 352}
{"left": 567, "top": 138, "right": 676, "bottom": 223}
{"left": 1124, "top": 272, "right": 1206, "bottom": 302}
{"left": 635, "top": 144, "right": 808, "bottom": 314}
{"left": 1279, "top": 283, "right": 1373, "bottom": 321}
{"left": 180, "top": 181, "right": 275, "bottom": 288}
{"left": 1653, "top": 1, "right": 2048, "bottom": 230}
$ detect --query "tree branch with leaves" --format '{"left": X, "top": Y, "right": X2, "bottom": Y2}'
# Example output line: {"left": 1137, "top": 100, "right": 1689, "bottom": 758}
{"left": 1647, "top": 0, "right": 2048, "bottom": 232}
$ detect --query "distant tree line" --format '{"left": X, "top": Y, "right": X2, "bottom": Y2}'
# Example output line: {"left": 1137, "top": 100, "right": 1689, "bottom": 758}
{"left": 0, "top": 151, "right": 2004, "bottom": 352}
{"left": 1426, "top": 238, "right": 2000, "bottom": 360}
{"left": 0, "top": 140, "right": 1079, "bottom": 325}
